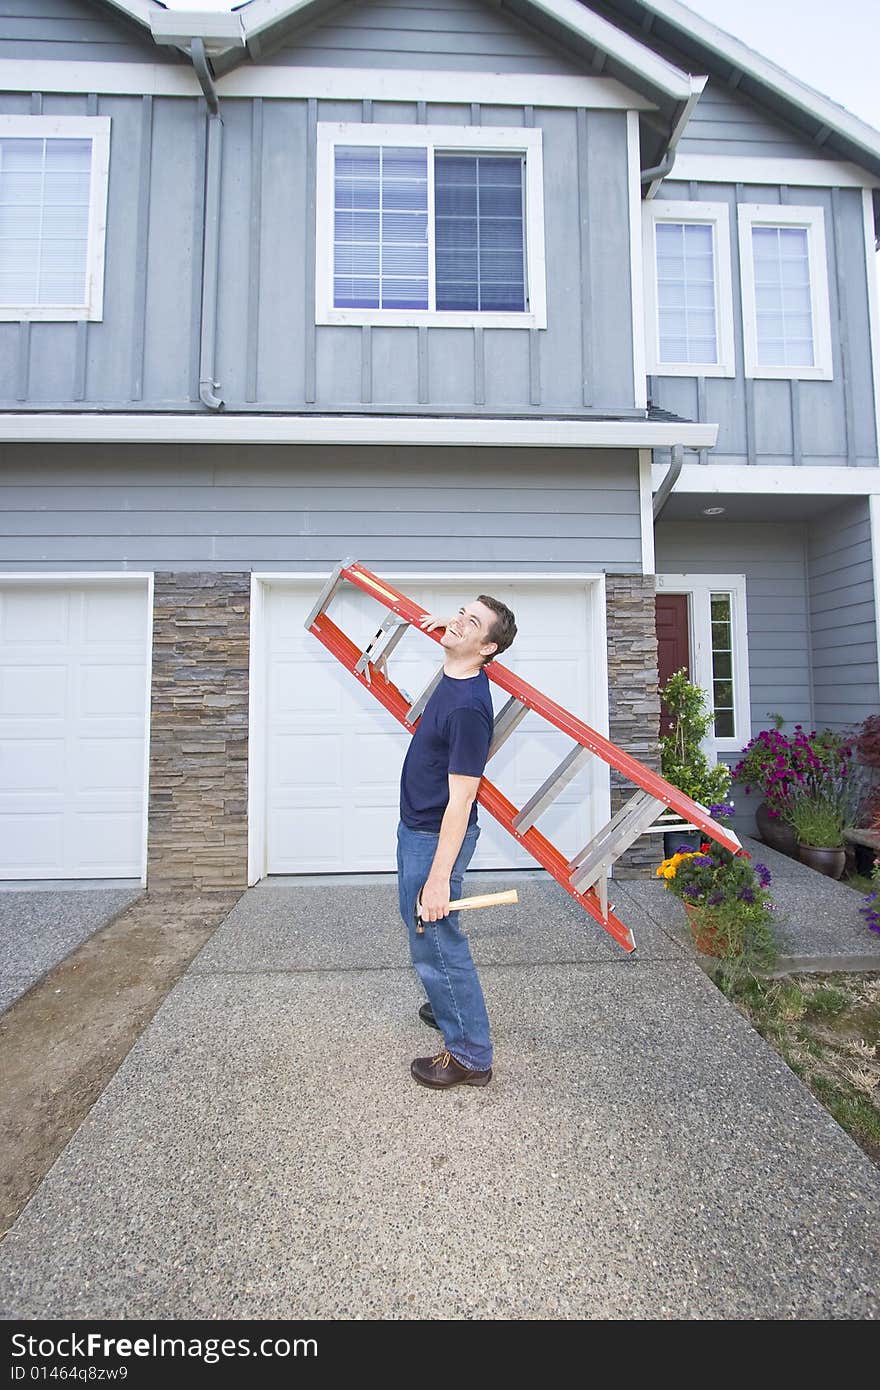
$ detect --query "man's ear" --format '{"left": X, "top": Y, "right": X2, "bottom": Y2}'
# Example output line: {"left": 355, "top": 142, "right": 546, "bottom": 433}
{"left": 480, "top": 642, "right": 498, "bottom": 660}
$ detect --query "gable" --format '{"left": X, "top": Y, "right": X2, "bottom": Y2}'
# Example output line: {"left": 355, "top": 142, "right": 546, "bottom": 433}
{"left": 252, "top": 0, "right": 585, "bottom": 76}
{"left": 677, "top": 76, "right": 825, "bottom": 162}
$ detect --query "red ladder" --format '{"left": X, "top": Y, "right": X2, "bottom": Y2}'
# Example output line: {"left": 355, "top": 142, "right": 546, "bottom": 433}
{"left": 305, "top": 560, "right": 742, "bottom": 955}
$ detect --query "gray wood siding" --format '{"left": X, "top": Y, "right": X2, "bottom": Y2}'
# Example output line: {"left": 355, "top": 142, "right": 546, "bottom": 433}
{"left": 0, "top": 444, "right": 643, "bottom": 572}
{"left": 676, "top": 77, "right": 825, "bottom": 160}
{"left": 651, "top": 184, "right": 878, "bottom": 467}
{"left": 0, "top": 88, "right": 637, "bottom": 415}
{"left": 655, "top": 519, "right": 813, "bottom": 838}
{"left": 807, "top": 499, "right": 880, "bottom": 731}
{"left": 264, "top": 0, "right": 582, "bottom": 73}
{"left": 0, "top": 0, "right": 177, "bottom": 63}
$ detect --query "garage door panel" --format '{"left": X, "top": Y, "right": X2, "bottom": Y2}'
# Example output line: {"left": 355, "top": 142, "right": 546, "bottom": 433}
{"left": 268, "top": 806, "right": 340, "bottom": 871}
{"left": 0, "top": 812, "right": 64, "bottom": 868}
{"left": 83, "top": 589, "right": 148, "bottom": 643}
{"left": 0, "top": 665, "right": 68, "bottom": 715}
{"left": 273, "top": 732, "right": 343, "bottom": 788}
{"left": 1, "top": 590, "right": 70, "bottom": 643}
{"left": 0, "top": 739, "right": 64, "bottom": 791}
{"left": 70, "top": 811, "right": 142, "bottom": 874}
{"left": 79, "top": 664, "right": 146, "bottom": 717}
{"left": 0, "top": 582, "right": 148, "bottom": 879}
{"left": 74, "top": 737, "right": 143, "bottom": 791}
{"left": 265, "top": 578, "right": 607, "bottom": 875}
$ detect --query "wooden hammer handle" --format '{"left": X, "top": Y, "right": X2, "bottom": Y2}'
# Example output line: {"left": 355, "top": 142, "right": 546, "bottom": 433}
{"left": 447, "top": 889, "right": 519, "bottom": 911}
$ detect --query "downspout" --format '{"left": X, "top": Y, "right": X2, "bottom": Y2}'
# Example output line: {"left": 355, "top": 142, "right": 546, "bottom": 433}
{"left": 652, "top": 443, "right": 683, "bottom": 521}
{"left": 641, "top": 149, "right": 675, "bottom": 188}
{"left": 191, "top": 38, "right": 224, "bottom": 411}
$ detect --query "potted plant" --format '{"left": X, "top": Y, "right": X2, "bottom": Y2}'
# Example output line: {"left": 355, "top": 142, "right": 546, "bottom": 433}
{"left": 733, "top": 720, "right": 854, "bottom": 859}
{"left": 659, "top": 669, "right": 732, "bottom": 856}
{"left": 656, "top": 835, "right": 776, "bottom": 974}
{"left": 787, "top": 778, "right": 856, "bottom": 880}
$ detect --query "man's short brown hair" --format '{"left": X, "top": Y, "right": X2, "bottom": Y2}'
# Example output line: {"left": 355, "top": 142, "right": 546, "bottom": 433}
{"left": 477, "top": 595, "right": 517, "bottom": 664}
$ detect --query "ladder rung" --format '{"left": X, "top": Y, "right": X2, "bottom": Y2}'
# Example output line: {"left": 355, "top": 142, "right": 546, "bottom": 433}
{"left": 303, "top": 556, "right": 354, "bottom": 630}
{"left": 487, "top": 696, "right": 529, "bottom": 759}
{"left": 512, "top": 744, "right": 592, "bottom": 833}
{"left": 405, "top": 666, "right": 444, "bottom": 725}
{"left": 569, "top": 790, "right": 666, "bottom": 893}
{"left": 354, "top": 614, "right": 409, "bottom": 676}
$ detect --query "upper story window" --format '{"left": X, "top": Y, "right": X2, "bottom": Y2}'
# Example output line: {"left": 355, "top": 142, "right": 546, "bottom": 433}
{"left": 0, "top": 116, "right": 110, "bottom": 322}
{"left": 642, "top": 201, "right": 734, "bottom": 377}
{"left": 737, "top": 204, "right": 833, "bottom": 380}
{"left": 316, "top": 123, "right": 546, "bottom": 329}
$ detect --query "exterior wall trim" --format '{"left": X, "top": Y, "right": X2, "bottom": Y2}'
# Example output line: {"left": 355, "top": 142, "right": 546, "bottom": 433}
{"left": 668, "top": 155, "right": 880, "bottom": 190}
{"left": 737, "top": 203, "right": 834, "bottom": 382}
{"left": 638, "top": 449, "right": 655, "bottom": 575}
{"left": 627, "top": 111, "right": 647, "bottom": 409}
{"left": 654, "top": 463, "right": 880, "bottom": 494}
{"left": 0, "top": 569, "right": 153, "bottom": 886}
{"left": 0, "top": 60, "right": 657, "bottom": 110}
{"left": 247, "top": 569, "right": 612, "bottom": 886}
{"left": 315, "top": 122, "right": 548, "bottom": 330}
{"left": 655, "top": 571, "right": 750, "bottom": 754}
{"left": 863, "top": 189, "right": 880, "bottom": 470}
{"left": 0, "top": 414, "right": 718, "bottom": 447}
{"left": 642, "top": 198, "right": 736, "bottom": 378}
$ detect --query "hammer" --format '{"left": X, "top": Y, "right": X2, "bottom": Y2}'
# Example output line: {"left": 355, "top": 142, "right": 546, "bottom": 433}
{"left": 415, "top": 888, "right": 518, "bottom": 934}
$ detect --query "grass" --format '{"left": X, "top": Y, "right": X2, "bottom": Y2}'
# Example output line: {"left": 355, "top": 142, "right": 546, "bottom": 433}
{"left": 726, "top": 971, "right": 880, "bottom": 1165}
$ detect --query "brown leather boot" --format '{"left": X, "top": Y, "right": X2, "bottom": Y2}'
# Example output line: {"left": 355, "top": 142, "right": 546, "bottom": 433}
{"left": 410, "top": 1049, "right": 492, "bottom": 1089}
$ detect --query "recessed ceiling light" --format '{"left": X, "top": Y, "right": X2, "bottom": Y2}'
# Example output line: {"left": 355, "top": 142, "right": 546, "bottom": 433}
{"left": 702, "top": 506, "right": 726, "bottom": 516}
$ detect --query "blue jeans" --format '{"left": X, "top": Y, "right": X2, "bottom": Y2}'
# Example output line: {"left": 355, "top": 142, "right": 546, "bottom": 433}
{"left": 396, "top": 820, "right": 492, "bottom": 1071}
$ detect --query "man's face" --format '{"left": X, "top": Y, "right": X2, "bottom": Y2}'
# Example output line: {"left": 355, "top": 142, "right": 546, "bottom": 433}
{"left": 441, "top": 600, "right": 498, "bottom": 664}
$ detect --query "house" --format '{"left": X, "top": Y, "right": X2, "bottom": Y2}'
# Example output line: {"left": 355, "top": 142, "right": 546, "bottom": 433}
{"left": 0, "top": 0, "right": 878, "bottom": 890}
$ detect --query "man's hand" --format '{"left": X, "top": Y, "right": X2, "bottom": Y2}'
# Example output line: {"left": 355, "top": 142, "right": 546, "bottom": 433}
{"left": 419, "top": 874, "right": 451, "bottom": 922}
{"left": 419, "top": 613, "right": 451, "bottom": 634}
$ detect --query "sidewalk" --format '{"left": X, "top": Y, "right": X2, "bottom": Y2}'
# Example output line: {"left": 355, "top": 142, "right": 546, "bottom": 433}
{"left": 0, "top": 858, "right": 877, "bottom": 1319}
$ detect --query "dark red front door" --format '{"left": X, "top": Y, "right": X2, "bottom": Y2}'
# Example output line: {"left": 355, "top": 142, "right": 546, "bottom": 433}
{"left": 655, "top": 593, "right": 690, "bottom": 736}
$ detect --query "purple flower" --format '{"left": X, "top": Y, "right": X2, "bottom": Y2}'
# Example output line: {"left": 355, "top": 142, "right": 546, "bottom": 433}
{"left": 738, "top": 886, "right": 755, "bottom": 904}
{"left": 708, "top": 890, "right": 724, "bottom": 907}
{"left": 682, "top": 883, "right": 700, "bottom": 899}
{"left": 755, "top": 863, "right": 772, "bottom": 887}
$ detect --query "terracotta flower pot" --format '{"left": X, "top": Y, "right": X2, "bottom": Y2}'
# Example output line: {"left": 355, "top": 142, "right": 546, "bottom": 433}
{"left": 683, "top": 903, "right": 732, "bottom": 957}
{"left": 754, "top": 801, "right": 799, "bottom": 858}
{"left": 796, "top": 843, "right": 846, "bottom": 879}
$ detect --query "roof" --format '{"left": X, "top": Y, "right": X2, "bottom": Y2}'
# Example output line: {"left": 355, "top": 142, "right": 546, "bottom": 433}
{"left": 91, "top": 0, "right": 880, "bottom": 188}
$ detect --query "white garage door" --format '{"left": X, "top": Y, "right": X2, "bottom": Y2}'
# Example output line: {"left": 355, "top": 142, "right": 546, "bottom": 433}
{"left": 262, "top": 577, "right": 609, "bottom": 874}
{"left": 0, "top": 580, "right": 150, "bottom": 879}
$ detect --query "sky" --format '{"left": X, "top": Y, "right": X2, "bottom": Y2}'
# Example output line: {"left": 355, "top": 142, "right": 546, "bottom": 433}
{"left": 158, "top": 0, "right": 880, "bottom": 132}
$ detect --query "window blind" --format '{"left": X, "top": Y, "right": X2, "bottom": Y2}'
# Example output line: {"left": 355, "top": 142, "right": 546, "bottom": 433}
{"left": 333, "top": 145, "right": 429, "bottom": 310}
{"left": 0, "top": 137, "right": 91, "bottom": 306}
{"left": 751, "top": 225, "right": 814, "bottom": 367}
{"left": 655, "top": 221, "right": 717, "bottom": 364}
{"left": 434, "top": 153, "right": 525, "bottom": 312}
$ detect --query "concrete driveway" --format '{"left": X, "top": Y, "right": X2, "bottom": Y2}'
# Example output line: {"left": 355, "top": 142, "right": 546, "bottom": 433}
{"left": 0, "top": 864, "right": 877, "bottom": 1320}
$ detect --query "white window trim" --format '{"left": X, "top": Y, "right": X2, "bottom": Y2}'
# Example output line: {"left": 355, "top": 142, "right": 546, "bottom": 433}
{"left": 737, "top": 202, "right": 833, "bottom": 381}
{"left": 0, "top": 115, "right": 110, "bottom": 322}
{"left": 642, "top": 200, "right": 735, "bottom": 377}
{"left": 315, "top": 122, "right": 547, "bottom": 330}
{"left": 655, "top": 573, "right": 750, "bottom": 755}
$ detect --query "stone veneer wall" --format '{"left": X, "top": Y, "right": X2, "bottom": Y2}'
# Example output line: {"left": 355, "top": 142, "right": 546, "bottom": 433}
{"left": 148, "top": 573, "right": 250, "bottom": 891}
{"left": 605, "top": 574, "right": 661, "bottom": 877}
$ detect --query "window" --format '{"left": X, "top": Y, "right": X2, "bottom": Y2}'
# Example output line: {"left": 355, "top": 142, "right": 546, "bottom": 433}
{"left": 655, "top": 574, "right": 750, "bottom": 753}
{"left": 316, "top": 123, "right": 546, "bottom": 328}
{"left": 737, "top": 204, "right": 832, "bottom": 380}
{"left": 0, "top": 116, "right": 110, "bottom": 322}
{"left": 642, "top": 202, "right": 735, "bottom": 377}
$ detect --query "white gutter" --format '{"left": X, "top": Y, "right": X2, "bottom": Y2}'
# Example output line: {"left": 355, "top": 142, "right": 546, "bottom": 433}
{"left": 0, "top": 414, "right": 719, "bottom": 448}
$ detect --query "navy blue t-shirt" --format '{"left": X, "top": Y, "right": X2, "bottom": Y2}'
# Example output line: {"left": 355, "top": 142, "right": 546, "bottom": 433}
{"left": 400, "top": 671, "right": 494, "bottom": 832}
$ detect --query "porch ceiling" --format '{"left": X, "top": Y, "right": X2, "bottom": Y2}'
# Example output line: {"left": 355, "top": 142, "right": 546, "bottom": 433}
{"left": 658, "top": 491, "right": 851, "bottom": 523}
